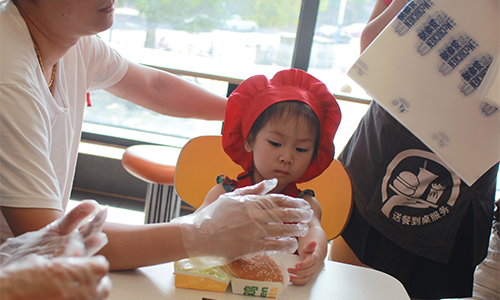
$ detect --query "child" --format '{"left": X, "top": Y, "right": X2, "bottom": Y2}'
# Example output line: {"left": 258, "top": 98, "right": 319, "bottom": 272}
{"left": 198, "top": 68, "right": 341, "bottom": 285}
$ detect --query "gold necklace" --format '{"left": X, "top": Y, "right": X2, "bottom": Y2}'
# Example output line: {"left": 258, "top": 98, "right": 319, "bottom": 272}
{"left": 31, "top": 37, "right": 56, "bottom": 93}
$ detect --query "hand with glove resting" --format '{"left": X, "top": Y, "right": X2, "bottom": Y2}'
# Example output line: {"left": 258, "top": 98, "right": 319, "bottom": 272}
{"left": 0, "top": 200, "right": 108, "bottom": 266}
{"left": 179, "top": 179, "right": 313, "bottom": 267}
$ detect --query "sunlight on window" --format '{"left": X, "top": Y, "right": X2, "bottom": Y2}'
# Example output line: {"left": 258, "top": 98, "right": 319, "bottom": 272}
{"left": 308, "top": 0, "right": 374, "bottom": 99}
{"left": 84, "top": 0, "right": 375, "bottom": 144}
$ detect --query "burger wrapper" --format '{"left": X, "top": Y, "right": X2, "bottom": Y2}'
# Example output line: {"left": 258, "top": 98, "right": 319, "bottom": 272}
{"left": 174, "top": 254, "right": 299, "bottom": 297}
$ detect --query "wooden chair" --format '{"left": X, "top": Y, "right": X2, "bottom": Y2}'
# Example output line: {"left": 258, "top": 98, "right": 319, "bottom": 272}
{"left": 174, "top": 135, "right": 353, "bottom": 240}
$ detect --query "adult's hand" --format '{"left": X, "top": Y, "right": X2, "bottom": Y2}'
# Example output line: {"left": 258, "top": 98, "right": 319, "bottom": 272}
{"left": 0, "top": 200, "right": 107, "bottom": 266}
{"left": 180, "top": 179, "right": 313, "bottom": 263}
{"left": 0, "top": 255, "right": 111, "bottom": 300}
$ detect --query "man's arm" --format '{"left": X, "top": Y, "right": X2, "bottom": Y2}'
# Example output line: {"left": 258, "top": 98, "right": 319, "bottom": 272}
{"left": 1, "top": 181, "right": 314, "bottom": 271}
{"left": 105, "top": 62, "right": 227, "bottom": 121}
{"left": 98, "top": 63, "right": 229, "bottom": 269}
{"left": 1, "top": 207, "right": 63, "bottom": 237}
{"left": 98, "top": 222, "right": 188, "bottom": 270}
{"left": 0, "top": 206, "right": 188, "bottom": 270}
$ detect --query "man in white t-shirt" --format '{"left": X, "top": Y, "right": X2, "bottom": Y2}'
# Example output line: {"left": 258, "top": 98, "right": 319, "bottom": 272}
{"left": 0, "top": 0, "right": 313, "bottom": 271}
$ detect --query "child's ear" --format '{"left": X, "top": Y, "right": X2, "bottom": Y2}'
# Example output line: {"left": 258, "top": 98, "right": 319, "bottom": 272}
{"left": 244, "top": 141, "right": 253, "bottom": 152}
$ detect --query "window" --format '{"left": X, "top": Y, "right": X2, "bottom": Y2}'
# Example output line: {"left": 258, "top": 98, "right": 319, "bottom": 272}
{"left": 309, "top": 0, "right": 375, "bottom": 99}
{"left": 84, "top": 0, "right": 375, "bottom": 154}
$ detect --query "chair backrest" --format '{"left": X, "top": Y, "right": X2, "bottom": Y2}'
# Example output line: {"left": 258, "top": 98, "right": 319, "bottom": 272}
{"left": 174, "top": 135, "right": 352, "bottom": 240}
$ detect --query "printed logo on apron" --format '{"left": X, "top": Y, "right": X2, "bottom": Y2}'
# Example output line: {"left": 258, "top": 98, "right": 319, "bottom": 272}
{"left": 381, "top": 149, "right": 461, "bottom": 226}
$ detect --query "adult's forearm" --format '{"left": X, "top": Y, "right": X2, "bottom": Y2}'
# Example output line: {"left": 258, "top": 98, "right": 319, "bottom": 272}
{"left": 99, "top": 222, "right": 188, "bottom": 271}
{"left": 106, "top": 62, "right": 227, "bottom": 121}
{"left": 153, "top": 70, "right": 227, "bottom": 120}
{"left": 0, "top": 276, "right": 17, "bottom": 300}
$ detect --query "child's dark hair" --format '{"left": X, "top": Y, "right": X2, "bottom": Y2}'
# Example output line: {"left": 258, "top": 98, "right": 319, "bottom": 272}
{"left": 246, "top": 101, "right": 321, "bottom": 160}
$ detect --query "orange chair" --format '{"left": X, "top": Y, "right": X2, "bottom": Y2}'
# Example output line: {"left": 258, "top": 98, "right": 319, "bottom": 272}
{"left": 175, "top": 135, "right": 352, "bottom": 240}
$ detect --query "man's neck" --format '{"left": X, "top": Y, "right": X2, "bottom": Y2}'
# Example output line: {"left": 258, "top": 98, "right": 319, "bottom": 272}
{"left": 13, "top": 0, "right": 76, "bottom": 69}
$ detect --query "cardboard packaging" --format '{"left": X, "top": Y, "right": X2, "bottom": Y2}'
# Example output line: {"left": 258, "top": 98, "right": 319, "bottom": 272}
{"left": 230, "top": 278, "right": 283, "bottom": 298}
{"left": 174, "top": 263, "right": 231, "bottom": 292}
{"left": 174, "top": 254, "right": 298, "bottom": 298}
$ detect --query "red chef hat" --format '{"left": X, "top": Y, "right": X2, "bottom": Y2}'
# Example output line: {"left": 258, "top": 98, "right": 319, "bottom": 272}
{"left": 222, "top": 69, "right": 341, "bottom": 183}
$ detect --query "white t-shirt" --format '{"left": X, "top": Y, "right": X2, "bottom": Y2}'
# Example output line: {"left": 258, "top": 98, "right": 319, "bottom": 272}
{"left": 0, "top": 0, "right": 129, "bottom": 242}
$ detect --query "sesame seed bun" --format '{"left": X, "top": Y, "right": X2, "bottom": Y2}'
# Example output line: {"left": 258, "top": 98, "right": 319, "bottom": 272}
{"left": 222, "top": 254, "right": 283, "bottom": 283}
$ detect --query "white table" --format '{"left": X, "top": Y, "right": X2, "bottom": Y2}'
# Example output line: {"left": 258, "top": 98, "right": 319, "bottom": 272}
{"left": 109, "top": 260, "right": 410, "bottom": 300}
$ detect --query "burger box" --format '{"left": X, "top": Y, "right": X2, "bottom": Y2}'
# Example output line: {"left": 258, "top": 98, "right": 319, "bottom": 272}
{"left": 174, "top": 254, "right": 299, "bottom": 298}
{"left": 229, "top": 278, "right": 283, "bottom": 298}
{"left": 174, "top": 262, "right": 231, "bottom": 292}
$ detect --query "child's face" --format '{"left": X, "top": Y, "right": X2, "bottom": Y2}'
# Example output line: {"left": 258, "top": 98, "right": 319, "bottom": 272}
{"left": 245, "top": 115, "right": 317, "bottom": 193}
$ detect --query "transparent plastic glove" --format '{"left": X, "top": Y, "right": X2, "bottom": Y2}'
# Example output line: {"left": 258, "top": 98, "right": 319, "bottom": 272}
{"left": 0, "top": 254, "right": 111, "bottom": 300}
{"left": 180, "top": 179, "right": 313, "bottom": 267}
{"left": 0, "top": 200, "right": 108, "bottom": 266}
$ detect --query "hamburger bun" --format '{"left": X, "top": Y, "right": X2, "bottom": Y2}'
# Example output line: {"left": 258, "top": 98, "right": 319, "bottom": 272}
{"left": 222, "top": 254, "right": 283, "bottom": 283}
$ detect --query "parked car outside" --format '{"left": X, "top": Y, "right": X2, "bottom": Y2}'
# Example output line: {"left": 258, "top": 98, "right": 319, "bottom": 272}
{"left": 225, "top": 15, "right": 258, "bottom": 32}
{"left": 315, "top": 25, "right": 352, "bottom": 44}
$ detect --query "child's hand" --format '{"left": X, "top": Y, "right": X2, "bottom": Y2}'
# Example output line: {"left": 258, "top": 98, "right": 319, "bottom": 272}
{"left": 287, "top": 241, "right": 323, "bottom": 285}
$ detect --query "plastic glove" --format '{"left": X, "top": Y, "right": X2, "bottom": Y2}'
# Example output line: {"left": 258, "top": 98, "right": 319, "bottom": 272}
{"left": 0, "top": 200, "right": 108, "bottom": 266}
{"left": 180, "top": 179, "right": 313, "bottom": 267}
{"left": 0, "top": 254, "right": 111, "bottom": 300}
